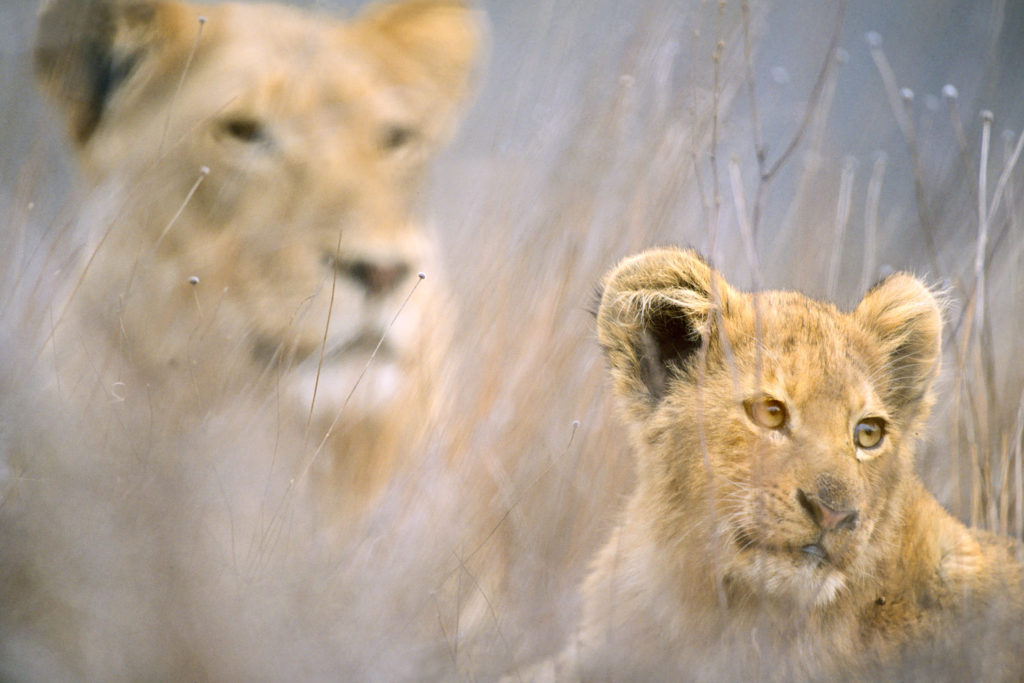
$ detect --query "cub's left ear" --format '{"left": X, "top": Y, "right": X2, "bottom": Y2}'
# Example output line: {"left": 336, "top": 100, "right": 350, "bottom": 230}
{"left": 356, "top": 0, "right": 486, "bottom": 141}
{"left": 854, "top": 273, "right": 943, "bottom": 425}
{"left": 596, "top": 247, "right": 732, "bottom": 419}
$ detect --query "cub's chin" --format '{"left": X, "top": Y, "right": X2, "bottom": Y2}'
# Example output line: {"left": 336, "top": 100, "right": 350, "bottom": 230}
{"left": 724, "top": 546, "right": 850, "bottom": 609}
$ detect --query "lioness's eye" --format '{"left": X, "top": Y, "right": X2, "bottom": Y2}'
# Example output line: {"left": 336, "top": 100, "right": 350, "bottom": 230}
{"left": 221, "top": 118, "right": 265, "bottom": 143}
{"left": 855, "top": 418, "right": 886, "bottom": 449}
{"left": 745, "top": 397, "right": 788, "bottom": 430}
{"left": 379, "top": 124, "right": 416, "bottom": 151}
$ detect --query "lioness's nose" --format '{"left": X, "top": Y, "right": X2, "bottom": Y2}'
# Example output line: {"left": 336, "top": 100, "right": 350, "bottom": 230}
{"left": 340, "top": 259, "right": 411, "bottom": 296}
{"left": 796, "top": 489, "right": 859, "bottom": 531}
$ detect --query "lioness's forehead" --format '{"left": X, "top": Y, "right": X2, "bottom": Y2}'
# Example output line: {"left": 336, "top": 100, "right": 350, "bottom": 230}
{"left": 202, "top": 4, "right": 372, "bottom": 76}
{"left": 188, "top": 4, "right": 392, "bottom": 119}
{"left": 212, "top": 3, "right": 344, "bottom": 47}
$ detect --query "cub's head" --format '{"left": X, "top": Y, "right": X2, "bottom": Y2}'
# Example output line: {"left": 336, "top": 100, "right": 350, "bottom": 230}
{"left": 597, "top": 247, "right": 942, "bottom": 607}
{"left": 34, "top": 0, "right": 483, "bottom": 419}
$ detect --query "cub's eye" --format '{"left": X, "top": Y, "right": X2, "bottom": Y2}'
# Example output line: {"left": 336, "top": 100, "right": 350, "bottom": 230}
{"left": 855, "top": 418, "right": 886, "bottom": 449}
{"left": 220, "top": 118, "right": 266, "bottom": 143}
{"left": 379, "top": 124, "right": 417, "bottom": 151}
{"left": 744, "top": 397, "right": 788, "bottom": 430}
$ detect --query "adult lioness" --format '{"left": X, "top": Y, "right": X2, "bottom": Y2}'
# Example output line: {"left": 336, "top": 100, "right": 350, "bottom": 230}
{"left": 542, "top": 247, "right": 1024, "bottom": 680}
{"left": 33, "top": 0, "right": 483, "bottom": 508}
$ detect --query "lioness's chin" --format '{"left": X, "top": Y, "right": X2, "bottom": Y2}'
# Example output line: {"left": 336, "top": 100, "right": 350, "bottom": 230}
{"left": 288, "top": 358, "right": 405, "bottom": 422}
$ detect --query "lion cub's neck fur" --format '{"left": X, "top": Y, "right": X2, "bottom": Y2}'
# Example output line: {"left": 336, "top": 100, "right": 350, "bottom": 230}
{"left": 568, "top": 247, "right": 1024, "bottom": 680}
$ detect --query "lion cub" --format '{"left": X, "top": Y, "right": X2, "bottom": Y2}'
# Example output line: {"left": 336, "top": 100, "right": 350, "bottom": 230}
{"left": 555, "top": 248, "right": 1023, "bottom": 680}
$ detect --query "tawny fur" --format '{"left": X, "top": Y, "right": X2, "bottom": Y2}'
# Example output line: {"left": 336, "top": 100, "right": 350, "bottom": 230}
{"left": 32, "top": 0, "right": 484, "bottom": 515}
{"left": 545, "top": 247, "right": 1023, "bottom": 680}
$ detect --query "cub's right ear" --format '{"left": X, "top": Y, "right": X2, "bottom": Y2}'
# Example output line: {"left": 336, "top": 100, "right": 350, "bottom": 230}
{"left": 854, "top": 272, "right": 943, "bottom": 429}
{"left": 34, "top": 0, "right": 191, "bottom": 146}
{"left": 596, "top": 247, "right": 723, "bottom": 415}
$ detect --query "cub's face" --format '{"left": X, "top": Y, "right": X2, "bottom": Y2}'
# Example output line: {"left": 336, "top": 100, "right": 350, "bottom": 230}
{"left": 597, "top": 248, "right": 942, "bottom": 606}
{"left": 34, "top": 0, "right": 482, "bottom": 418}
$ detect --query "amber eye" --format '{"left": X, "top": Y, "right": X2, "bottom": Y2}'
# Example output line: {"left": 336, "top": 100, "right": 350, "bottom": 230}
{"left": 380, "top": 124, "right": 417, "bottom": 151}
{"left": 745, "top": 397, "right": 788, "bottom": 430}
{"left": 221, "top": 118, "right": 265, "bottom": 143}
{"left": 855, "top": 418, "right": 886, "bottom": 449}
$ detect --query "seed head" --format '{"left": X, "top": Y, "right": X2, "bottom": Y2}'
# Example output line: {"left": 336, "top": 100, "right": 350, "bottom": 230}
{"left": 770, "top": 66, "right": 789, "bottom": 85}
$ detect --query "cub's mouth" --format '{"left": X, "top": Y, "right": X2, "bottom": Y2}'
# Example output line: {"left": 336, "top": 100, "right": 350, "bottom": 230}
{"left": 799, "top": 542, "right": 829, "bottom": 562}
{"left": 733, "top": 529, "right": 840, "bottom": 568}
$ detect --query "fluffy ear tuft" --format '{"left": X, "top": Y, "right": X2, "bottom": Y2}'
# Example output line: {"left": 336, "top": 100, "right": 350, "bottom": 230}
{"left": 855, "top": 272, "right": 943, "bottom": 426}
{"left": 596, "top": 247, "right": 724, "bottom": 411}
{"left": 356, "top": 0, "right": 486, "bottom": 140}
{"left": 34, "top": 0, "right": 191, "bottom": 146}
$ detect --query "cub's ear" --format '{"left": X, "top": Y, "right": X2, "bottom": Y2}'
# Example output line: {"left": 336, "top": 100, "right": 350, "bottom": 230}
{"left": 34, "top": 0, "right": 193, "bottom": 146}
{"left": 854, "top": 273, "right": 943, "bottom": 426}
{"left": 597, "top": 247, "right": 727, "bottom": 413}
{"left": 355, "top": 0, "right": 486, "bottom": 140}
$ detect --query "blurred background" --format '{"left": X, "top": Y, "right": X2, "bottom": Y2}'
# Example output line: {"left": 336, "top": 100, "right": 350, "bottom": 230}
{"left": 2, "top": 0, "right": 1023, "bottom": 679}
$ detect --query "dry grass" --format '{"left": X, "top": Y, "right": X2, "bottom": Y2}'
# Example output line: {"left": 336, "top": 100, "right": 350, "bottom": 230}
{"left": 2, "top": 0, "right": 1023, "bottom": 679}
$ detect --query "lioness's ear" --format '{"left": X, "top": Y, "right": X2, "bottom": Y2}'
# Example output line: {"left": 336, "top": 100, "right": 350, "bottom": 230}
{"left": 854, "top": 273, "right": 943, "bottom": 426}
{"left": 356, "top": 0, "right": 486, "bottom": 138}
{"left": 597, "top": 247, "right": 725, "bottom": 412}
{"left": 34, "top": 0, "right": 193, "bottom": 146}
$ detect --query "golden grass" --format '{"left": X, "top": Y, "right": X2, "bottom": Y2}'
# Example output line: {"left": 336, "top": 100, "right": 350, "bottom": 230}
{"left": 1, "top": 0, "right": 1022, "bottom": 679}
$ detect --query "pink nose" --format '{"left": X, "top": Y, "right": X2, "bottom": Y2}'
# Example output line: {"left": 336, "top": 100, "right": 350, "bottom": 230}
{"left": 796, "top": 489, "right": 859, "bottom": 531}
{"left": 338, "top": 259, "right": 410, "bottom": 296}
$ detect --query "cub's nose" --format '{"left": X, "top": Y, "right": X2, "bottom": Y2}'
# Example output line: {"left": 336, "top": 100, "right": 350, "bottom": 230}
{"left": 796, "top": 489, "right": 859, "bottom": 532}
{"left": 335, "top": 258, "right": 411, "bottom": 297}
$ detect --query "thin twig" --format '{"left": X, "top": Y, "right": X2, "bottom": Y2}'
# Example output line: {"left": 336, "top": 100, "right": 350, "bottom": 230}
{"left": 744, "top": 0, "right": 847, "bottom": 240}
{"left": 1013, "top": 389, "right": 1024, "bottom": 551}
{"left": 943, "top": 84, "right": 979, "bottom": 206}
{"left": 975, "top": 112, "right": 993, "bottom": 340}
{"left": 741, "top": 3, "right": 765, "bottom": 170}
{"left": 154, "top": 166, "right": 209, "bottom": 249}
{"left": 441, "top": 419, "right": 582, "bottom": 579}
{"left": 301, "top": 273, "right": 427, "bottom": 483}
{"left": 306, "top": 231, "right": 344, "bottom": 434}
{"left": 987, "top": 125, "right": 1024, "bottom": 222}
{"left": 762, "top": 0, "right": 848, "bottom": 181}
{"left": 708, "top": 3, "right": 725, "bottom": 256}
{"left": 158, "top": 16, "right": 207, "bottom": 157}
{"left": 867, "top": 34, "right": 938, "bottom": 270}
{"left": 827, "top": 157, "right": 856, "bottom": 300}
{"left": 858, "top": 152, "right": 886, "bottom": 293}
{"left": 727, "top": 157, "right": 762, "bottom": 289}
